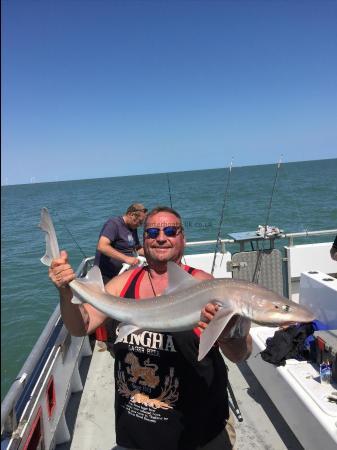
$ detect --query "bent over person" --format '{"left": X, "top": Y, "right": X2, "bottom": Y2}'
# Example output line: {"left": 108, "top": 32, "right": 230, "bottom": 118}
{"left": 94, "top": 203, "right": 147, "bottom": 283}
{"left": 49, "top": 206, "right": 252, "bottom": 450}
{"left": 330, "top": 235, "right": 337, "bottom": 262}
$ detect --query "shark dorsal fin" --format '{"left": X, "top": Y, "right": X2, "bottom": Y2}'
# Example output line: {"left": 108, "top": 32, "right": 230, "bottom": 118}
{"left": 84, "top": 265, "right": 105, "bottom": 291}
{"left": 71, "top": 265, "right": 105, "bottom": 304}
{"left": 165, "top": 261, "right": 200, "bottom": 294}
{"left": 76, "top": 266, "right": 105, "bottom": 291}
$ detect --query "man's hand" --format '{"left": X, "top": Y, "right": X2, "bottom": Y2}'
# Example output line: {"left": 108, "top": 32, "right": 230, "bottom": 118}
{"left": 125, "top": 256, "right": 140, "bottom": 266}
{"left": 198, "top": 302, "right": 219, "bottom": 332}
{"left": 49, "top": 250, "right": 76, "bottom": 289}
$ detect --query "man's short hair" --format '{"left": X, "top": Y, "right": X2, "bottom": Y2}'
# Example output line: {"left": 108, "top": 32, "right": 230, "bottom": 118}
{"left": 126, "top": 203, "right": 148, "bottom": 215}
{"left": 145, "top": 206, "right": 183, "bottom": 228}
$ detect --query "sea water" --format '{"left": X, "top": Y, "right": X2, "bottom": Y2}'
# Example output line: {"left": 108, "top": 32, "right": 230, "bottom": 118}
{"left": 2, "top": 158, "right": 337, "bottom": 399}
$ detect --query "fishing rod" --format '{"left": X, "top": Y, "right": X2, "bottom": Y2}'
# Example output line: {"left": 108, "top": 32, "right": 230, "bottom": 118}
{"left": 263, "top": 155, "right": 283, "bottom": 237}
{"left": 252, "top": 155, "right": 282, "bottom": 283}
{"left": 166, "top": 173, "right": 189, "bottom": 266}
{"left": 209, "top": 163, "right": 243, "bottom": 424}
{"left": 226, "top": 368, "right": 243, "bottom": 422}
{"left": 166, "top": 173, "right": 173, "bottom": 209}
{"left": 211, "top": 160, "right": 233, "bottom": 275}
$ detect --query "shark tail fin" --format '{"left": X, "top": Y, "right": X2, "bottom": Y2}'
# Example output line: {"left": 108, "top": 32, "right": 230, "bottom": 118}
{"left": 115, "top": 323, "right": 141, "bottom": 343}
{"left": 39, "top": 207, "right": 60, "bottom": 266}
{"left": 198, "top": 307, "right": 235, "bottom": 361}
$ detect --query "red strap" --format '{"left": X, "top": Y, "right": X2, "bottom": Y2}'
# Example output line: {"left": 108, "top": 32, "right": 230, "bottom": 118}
{"left": 119, "top": 267, "right": 144, "bottom": 298}
{"left": 135, "top": 269, "right": 146, "bottom": 300}
{"left": 193, "top": 327, "right": 201, "bottom": 338}
{"left": 181, "top": 263, "right": 201, "bottom": 276}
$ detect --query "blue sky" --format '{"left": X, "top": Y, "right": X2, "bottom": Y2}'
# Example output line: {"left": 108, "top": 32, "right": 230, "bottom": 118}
{"left": 2, "top": 0, "right": 337, "bottom": 185}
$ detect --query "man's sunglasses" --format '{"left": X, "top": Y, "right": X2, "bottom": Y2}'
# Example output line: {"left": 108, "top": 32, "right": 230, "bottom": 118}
{"left": 144, "top": 226, "right": 183, "bottom": 239}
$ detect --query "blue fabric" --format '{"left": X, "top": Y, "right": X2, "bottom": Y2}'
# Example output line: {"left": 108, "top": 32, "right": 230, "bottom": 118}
{"left": 94, "top": 216, "right": 140, "bottom": 279}
{"left": 312, "top": 320, "right": 329, "bottom": 331}
{"left": 304, "top": 320, "right": 329, "bottom": 347}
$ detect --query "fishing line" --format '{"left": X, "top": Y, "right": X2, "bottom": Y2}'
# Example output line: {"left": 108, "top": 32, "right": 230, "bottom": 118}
{"left": 252, "top": 155, "right": 282, "bottom": 283}
{"left": 211, "top": 160, "right": 233, "bottom": 275}
{"left": 54, "top": 210, "right": 88, "bottom": 259}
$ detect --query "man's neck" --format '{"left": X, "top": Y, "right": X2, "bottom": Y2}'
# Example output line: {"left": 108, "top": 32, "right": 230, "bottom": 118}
{"left": 147, "top": 259, "right": 182, "bottom": 277}
{"left": 147, "top": 262, "right": 167, "bottom": 276}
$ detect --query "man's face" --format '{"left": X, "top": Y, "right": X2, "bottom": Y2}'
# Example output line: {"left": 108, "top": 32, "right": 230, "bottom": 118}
{"left": 143, "top": 212, "right": 185, "bottom": 263}
{"left": 128, "top": 211, "right": 147, "bottom": 229}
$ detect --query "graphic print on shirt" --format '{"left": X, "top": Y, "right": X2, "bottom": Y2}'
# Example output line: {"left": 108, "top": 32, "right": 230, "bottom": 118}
{"left": 127, "top": 233, "right": 135, "bottom": 247}
{"left": 116, "top": 328, "right": 180, "bottom": 415}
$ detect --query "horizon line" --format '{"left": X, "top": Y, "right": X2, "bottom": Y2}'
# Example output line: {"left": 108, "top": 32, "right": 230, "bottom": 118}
{"left": 1, "top": 156, "right": 336, "bottom": 187}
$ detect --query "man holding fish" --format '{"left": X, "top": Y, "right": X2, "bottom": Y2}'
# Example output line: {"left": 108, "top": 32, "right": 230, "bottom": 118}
{"left": 49, "top": 206, "right": 252, "bottom": 450}
{"left": 45, "top": 205, "right": 314, "bottom": 450}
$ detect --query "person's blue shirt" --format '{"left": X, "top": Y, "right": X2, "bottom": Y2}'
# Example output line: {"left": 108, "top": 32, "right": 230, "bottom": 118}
{"left": 94, "top": 216, "right": 140, "bottom": 280}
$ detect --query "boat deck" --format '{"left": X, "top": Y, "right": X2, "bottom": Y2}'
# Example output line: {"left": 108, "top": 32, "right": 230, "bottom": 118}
{"left": 58, "top": 336, "right": 303, "bottom": 450}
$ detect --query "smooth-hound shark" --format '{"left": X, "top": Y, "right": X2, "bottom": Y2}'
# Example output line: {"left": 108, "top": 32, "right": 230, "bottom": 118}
{"left": 39, "top": 208, "right": 315, "bottom": 361}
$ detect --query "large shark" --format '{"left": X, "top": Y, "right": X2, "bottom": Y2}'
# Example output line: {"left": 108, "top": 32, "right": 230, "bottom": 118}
{"left": 39, "top": 207, "right": 315, "bottom": 361}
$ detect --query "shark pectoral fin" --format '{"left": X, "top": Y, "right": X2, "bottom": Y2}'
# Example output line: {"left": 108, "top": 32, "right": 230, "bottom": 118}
{"left": 40, "top": 254, "right": 52, "bottom": 266}
{"left": 164, "top": 261, "right": 200, "bottom": 294}
{"left": 115, "top": 323, "right": 141, "bottom": 343}
{"left": 198, "top": 308, "right": 235, "bottom": 362}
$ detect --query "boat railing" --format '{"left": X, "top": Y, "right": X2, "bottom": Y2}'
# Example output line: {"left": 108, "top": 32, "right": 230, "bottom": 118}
{"left": 75, "top": 256, "right": 95, "bottom": 278}
{"left": 1, "top": 306, "right": 62, "bottom": 433}
{"left": 1, "top": 258, "right": 96, "bottom": 436}
{"left": 280, "top": 229, "right": 337, "bottom": 246}
{"left": 186, "top": 239, "right": 233, "bottom": 252}
{"left": 68, "top": 229, "right": 337, "bottom": 278}
{"left": 188, "top": 229, "right": 336, "bottom": 249}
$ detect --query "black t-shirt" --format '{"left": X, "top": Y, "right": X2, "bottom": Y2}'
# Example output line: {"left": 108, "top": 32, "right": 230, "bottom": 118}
{"left": 94, "top": 216, "right": 140, "bottom": 279}
{"left": 109, "top": 267, "right": 229, "bottom": 450}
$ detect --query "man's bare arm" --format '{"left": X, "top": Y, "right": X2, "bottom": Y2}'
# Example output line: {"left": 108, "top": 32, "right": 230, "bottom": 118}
{"left": 97, "top": 236, "right": 139, "bottom": 265}
{"left": 49, "top": 251, "right": 107, "bottom": 336}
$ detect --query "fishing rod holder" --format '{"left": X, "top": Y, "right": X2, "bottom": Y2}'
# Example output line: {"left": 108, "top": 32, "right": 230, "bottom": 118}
{"left": 227, "top": 261, "right": 248, "bottom": 271}
{"left": 227, "top": 231, "right": 279, "bottom": 252}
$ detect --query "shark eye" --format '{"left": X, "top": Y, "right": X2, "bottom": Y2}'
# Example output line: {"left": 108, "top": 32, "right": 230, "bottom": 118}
{"left": 281, "top": 304, "right": 291, "bottom": 312}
